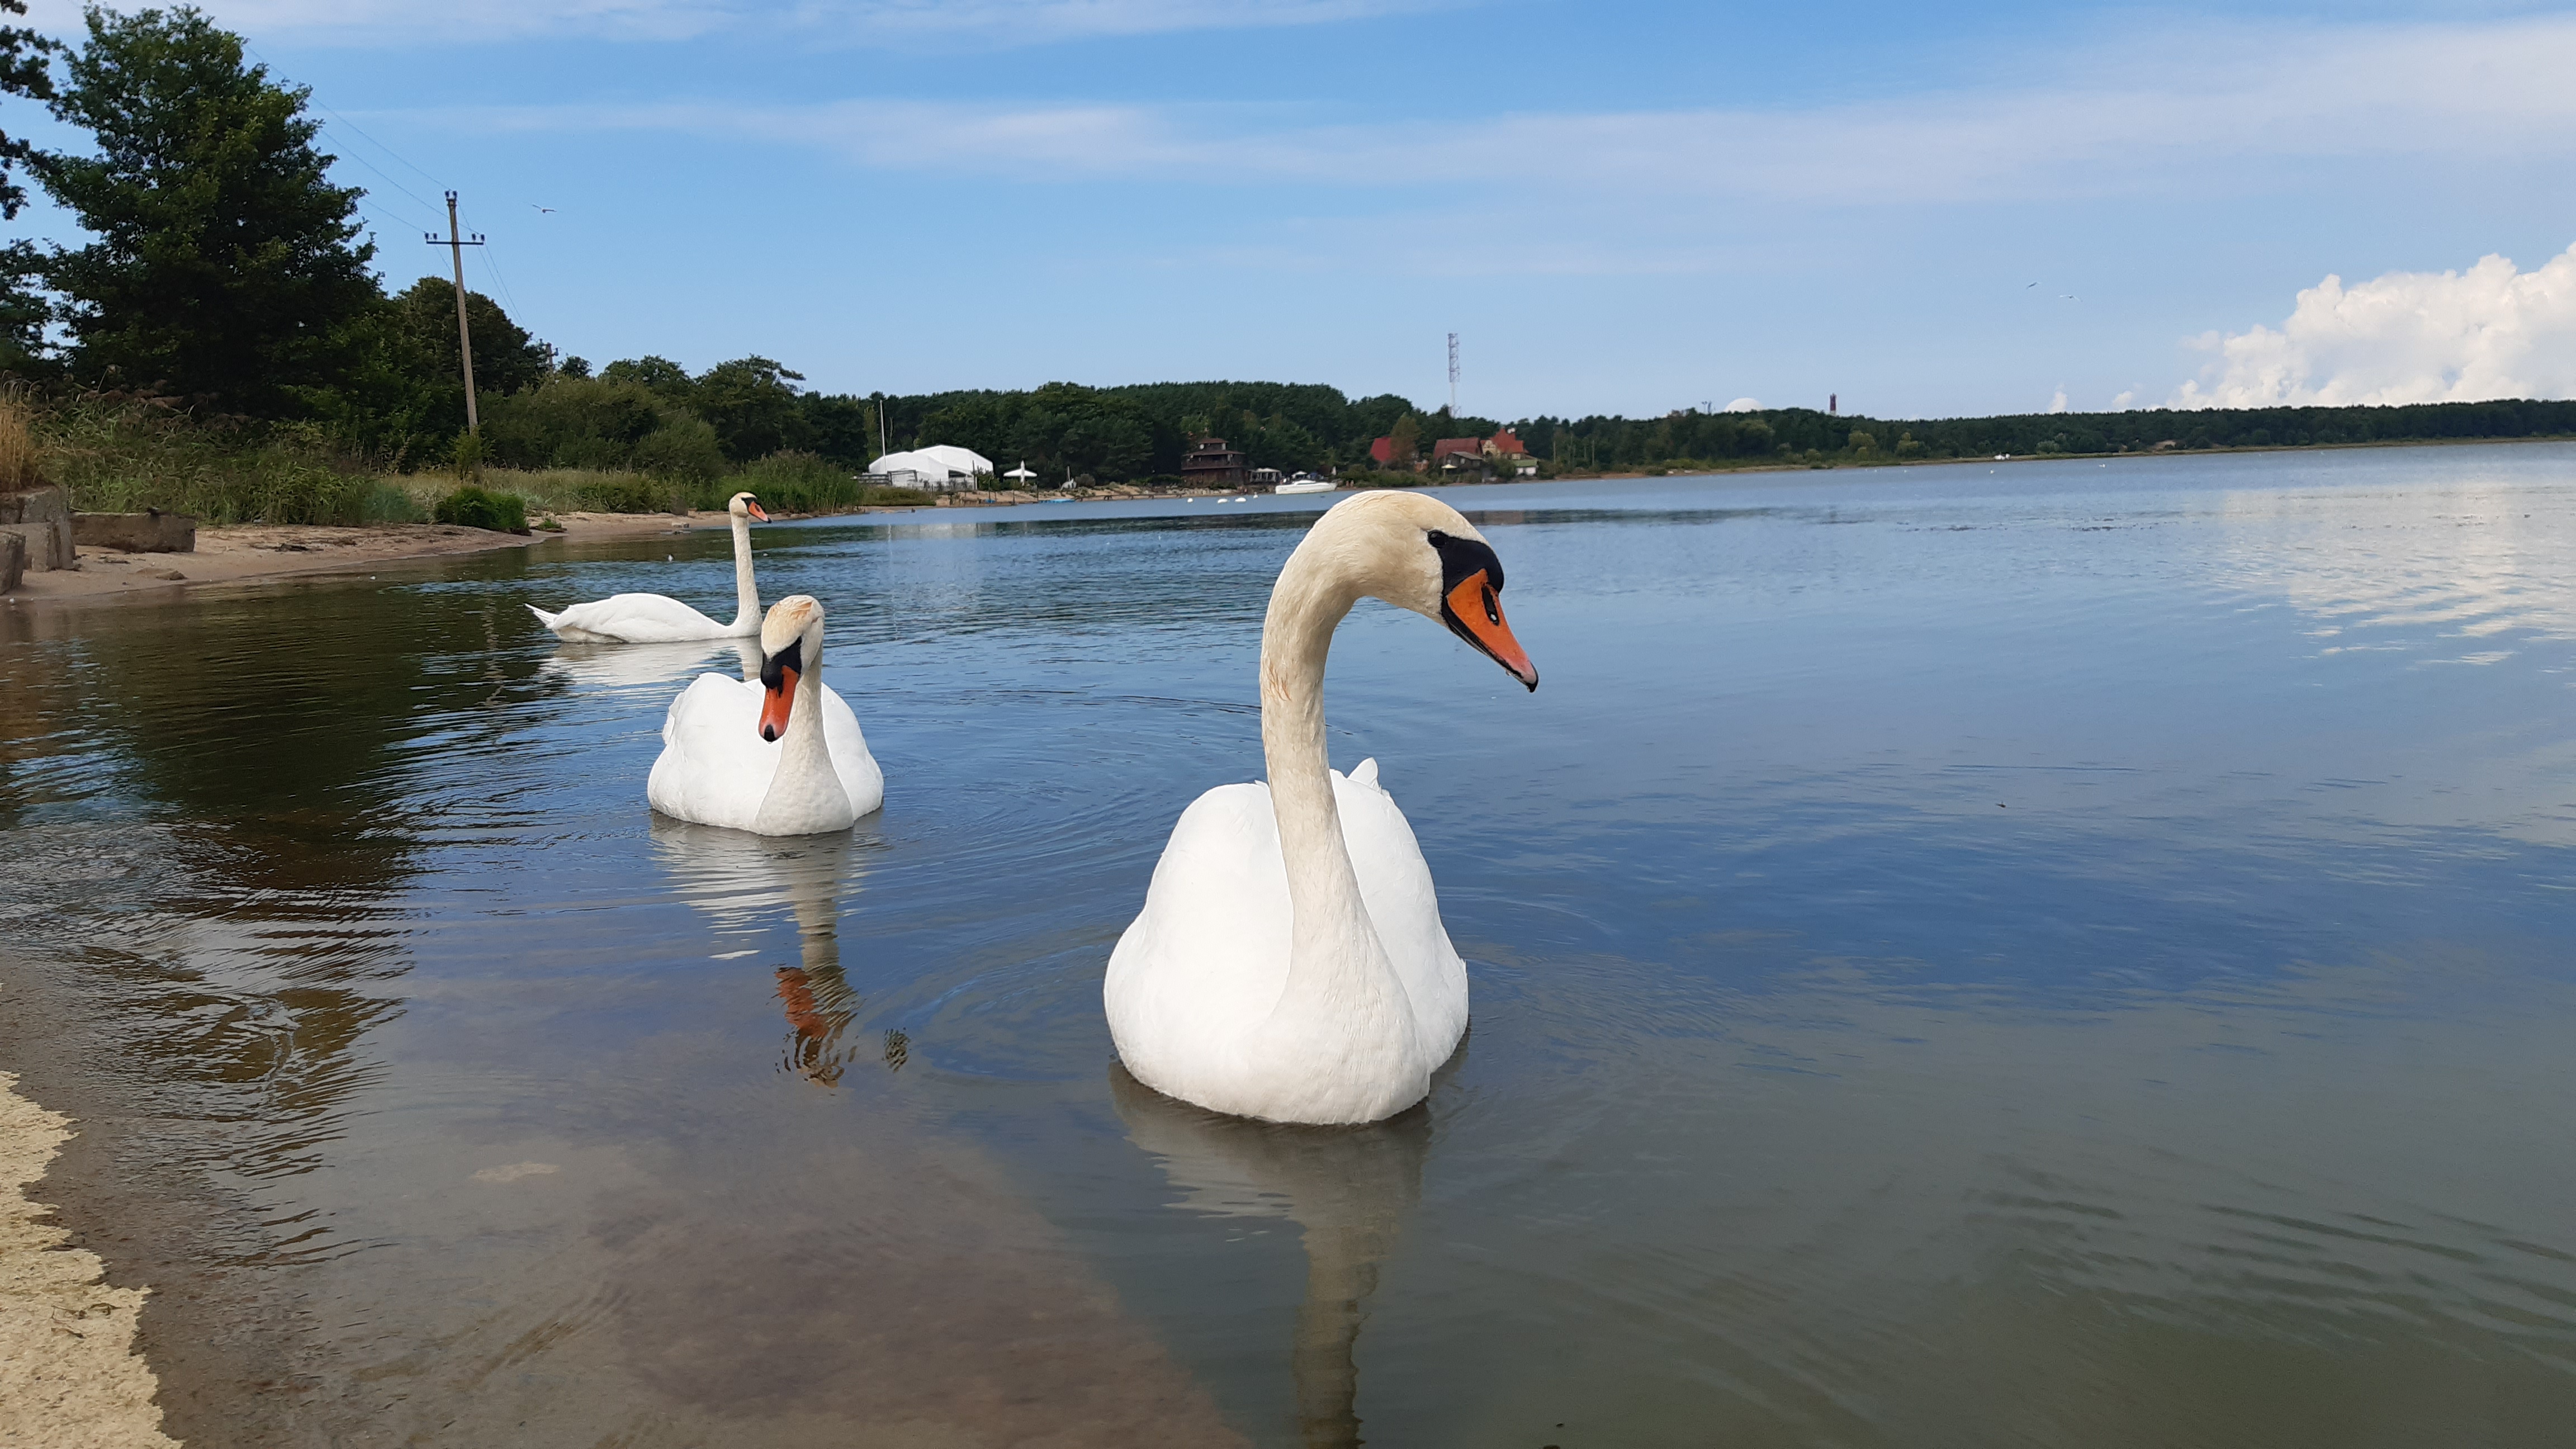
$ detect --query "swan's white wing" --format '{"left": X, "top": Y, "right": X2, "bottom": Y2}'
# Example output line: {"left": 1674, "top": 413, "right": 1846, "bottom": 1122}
{"left": 539, "top": 592, "right": 737, "bottom": 643}
{"left": 818, "top": 684, "right": 884, "bottom": 817}
{"left": 1334, "top": 759, "right": 1469, "bottom": 1063}
{"left": 646, "top": 674, "right": 777, "bottom": 831}
{"left": 1105, "top": 763, "right": 1467, "bottom": 1105}
{"left": 1106, "top": 782, "right": 1294, "bottom": 1100}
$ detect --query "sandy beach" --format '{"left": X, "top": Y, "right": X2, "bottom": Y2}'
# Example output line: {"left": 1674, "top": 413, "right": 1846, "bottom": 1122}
{"left": 2, "top": 510, "right": 729, "bottom": 607}
{"left": 0, "top": 1064, "right": 178, "bottom": 1449}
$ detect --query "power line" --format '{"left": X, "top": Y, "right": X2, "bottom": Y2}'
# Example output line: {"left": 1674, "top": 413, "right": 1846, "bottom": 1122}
{"left": 453, "top": 198, "right": 526, "bottom": 321}
{"left": 331, "top": 142, "right": 446, "bottom": 222}
{"left": 244, "top": 40, "right": 453, "bottom": 229}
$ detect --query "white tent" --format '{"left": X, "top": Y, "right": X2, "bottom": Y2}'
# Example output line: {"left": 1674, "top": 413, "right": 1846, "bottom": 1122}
{"left": 868, "top": 445, "right": 995, "bottom": 491}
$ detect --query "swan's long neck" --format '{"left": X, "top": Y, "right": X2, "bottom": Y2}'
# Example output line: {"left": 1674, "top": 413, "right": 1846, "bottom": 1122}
{"left": 727, "top": 512, "right": 760, "bottom": 632}
{"left": 763, "top": 632, "right": 837, "bottom": 809}
{"left": 1259, "top": 545, "right": 1403, "bottom": 1032}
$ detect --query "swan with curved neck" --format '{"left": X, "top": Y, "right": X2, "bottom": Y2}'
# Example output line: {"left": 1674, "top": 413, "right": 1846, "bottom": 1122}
{"left": 647, "top": 594, "right": 883, "bottom": 835}
{"left": 1105, "top": 491, "right": 1537, "bottom": 1125}
{"left": 529, "top": 491, "right": 769, "bottom": 642}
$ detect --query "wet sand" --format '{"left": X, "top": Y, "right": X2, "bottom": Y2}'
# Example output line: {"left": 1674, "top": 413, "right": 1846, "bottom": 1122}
{"left": 3, "top": 512, "right": 714, "bottom": 607}
{"left": 0, "top": 931, "right": 1252, "bottom": 1446}
{"left": 0, "top": 1062, "right": 180, "bottom": 1449}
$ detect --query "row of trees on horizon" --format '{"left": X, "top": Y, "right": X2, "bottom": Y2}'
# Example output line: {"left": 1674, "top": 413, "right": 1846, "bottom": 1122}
{"left": 2, "top": 2, "right": 2570, "bottom": 497}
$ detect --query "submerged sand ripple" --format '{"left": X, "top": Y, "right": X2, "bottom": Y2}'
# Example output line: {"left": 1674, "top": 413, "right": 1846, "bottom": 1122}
{"left": 0, "top": 1067, "right": 179, "bottom": 1449}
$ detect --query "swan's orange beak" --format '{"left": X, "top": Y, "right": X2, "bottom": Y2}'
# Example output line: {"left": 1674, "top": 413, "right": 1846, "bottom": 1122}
{"left": 759, "top": 668, "right": 798, "bottom": 741}
{"left": 1441, "top": 571, "right": 1538, "bottom": 690}
{"left": 746, "top": 500, "right": 770, "bottom": 522}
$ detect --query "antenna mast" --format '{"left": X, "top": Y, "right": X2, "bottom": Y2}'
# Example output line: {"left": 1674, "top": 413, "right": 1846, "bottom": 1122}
{"left": 1447, "top": 333, "right": 1459, "bottom": 414}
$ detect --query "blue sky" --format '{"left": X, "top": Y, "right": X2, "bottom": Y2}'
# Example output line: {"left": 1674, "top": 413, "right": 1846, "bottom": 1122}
{"left": 10, "top": 0, "right": 2576, "bottom": 419}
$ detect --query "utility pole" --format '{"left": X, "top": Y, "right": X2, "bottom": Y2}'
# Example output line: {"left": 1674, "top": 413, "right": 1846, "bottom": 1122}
{"left": 1447, "top": 333, "right": 1459, "bottom": 415}
{"left": 426, "top": 192, "right": 486, "bottom": 438}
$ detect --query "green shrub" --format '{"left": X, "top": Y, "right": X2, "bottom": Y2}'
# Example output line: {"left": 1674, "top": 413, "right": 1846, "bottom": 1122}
{"left": 719, "top": 450, "right": 860, "bottom": 514}
{"left": 358, "top": 480, "right": 424, "bottom": 523}
{"left": 433, "top": 485, "right": 528, "bottom": 532}
{"left": 569, "top": 474, "right": 687, "bottom": 514}
{"left": 629, "top": 416, "right": 727, "bottom": 485}
{"left": 37, "top": 395, "right": 383, "bottom": 525}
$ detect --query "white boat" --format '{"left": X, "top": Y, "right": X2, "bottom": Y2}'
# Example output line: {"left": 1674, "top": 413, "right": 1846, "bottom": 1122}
{"left": 1273, "top": 476, "right": 1334, "bottom": 495}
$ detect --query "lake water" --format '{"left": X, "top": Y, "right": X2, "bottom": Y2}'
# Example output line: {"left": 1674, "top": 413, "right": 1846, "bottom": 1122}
{"left": 6, "top": 444, "right": 2576, "bottom": 1447}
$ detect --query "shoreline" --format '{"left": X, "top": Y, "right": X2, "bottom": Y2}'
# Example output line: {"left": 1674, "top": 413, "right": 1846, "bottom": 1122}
{"left": 16, "top": 431, "right": 2568, "bottom": 598}
{"left": 2, "top": 509, "right": 721, "bottom": 609}
{"left": 0, "top": 950, "right": 308, "bottom": 1449}
{"left": 0, "top": 1064, "right": 179, "bottom": 1449}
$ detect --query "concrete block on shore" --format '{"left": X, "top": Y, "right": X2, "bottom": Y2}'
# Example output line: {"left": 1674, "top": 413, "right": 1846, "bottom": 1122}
{"left": 73, "top": 508, "right": 196, "bottom": 553}
{"left": 0, "top": 528, "right": 21, "bottom": 593}
{"left": 0, "top": 485, "right": 75, "bottom": 570}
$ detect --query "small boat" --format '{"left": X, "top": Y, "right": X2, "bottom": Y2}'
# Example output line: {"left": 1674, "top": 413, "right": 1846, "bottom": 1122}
{"left": 1274, "top": 475, "right": 1334, "bottom": 495}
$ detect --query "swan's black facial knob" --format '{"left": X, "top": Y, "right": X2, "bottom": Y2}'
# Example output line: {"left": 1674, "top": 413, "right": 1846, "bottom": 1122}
{"left": 1427, "top": 530, "right": 1537, "bottom": 689}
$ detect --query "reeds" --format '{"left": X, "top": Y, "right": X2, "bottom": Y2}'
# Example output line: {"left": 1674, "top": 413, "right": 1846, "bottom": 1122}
{"left": 32, "top": 394, "right": 395, "bottom": 525}
{"left": 0, "top": 386, "right": 41, "bottom": 491}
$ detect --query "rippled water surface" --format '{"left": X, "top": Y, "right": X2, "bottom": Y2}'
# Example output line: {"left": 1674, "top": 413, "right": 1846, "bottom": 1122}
{"left": 7, "top": 446, "right": 2576, "bottom": 1446}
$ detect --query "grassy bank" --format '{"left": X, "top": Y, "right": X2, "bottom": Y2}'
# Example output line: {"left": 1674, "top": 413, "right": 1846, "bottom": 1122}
{"left": 8, "top": 394, "right": 930, "bottom": 527}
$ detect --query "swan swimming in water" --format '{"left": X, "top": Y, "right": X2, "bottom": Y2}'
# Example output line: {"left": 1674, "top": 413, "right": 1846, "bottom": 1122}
{"left": 1104, "top": 490, "right": 1538, "bottom": 1125}
{"left": 647, "top": 594, "right": 883, "bottom": 835}
{"left": 528, "top": 491, "right": 769, "bottom": 642}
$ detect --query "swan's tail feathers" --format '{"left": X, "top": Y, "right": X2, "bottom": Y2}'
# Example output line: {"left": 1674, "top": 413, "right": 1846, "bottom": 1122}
{"left": 1351, "top": 757, "right": 1381, "bottom": 788}
{"left": 526, "top": 603, "right": 566, "bottom": 632}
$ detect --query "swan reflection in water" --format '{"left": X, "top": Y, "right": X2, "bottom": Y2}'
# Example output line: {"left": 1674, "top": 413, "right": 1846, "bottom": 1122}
{"left": 544, "top": 634, "right": 763, "bottom": 693}
{"left": 649, "top": 817, "right": 903, "bottom": 1085}
{"left": 1110, "top": 1064, "right": 1429, "bottom": 1448}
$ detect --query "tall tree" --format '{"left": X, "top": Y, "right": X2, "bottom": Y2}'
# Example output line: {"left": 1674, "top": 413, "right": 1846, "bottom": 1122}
{"left": 0, "top": 0, "right": 55, "bottom": 373}
{"left": 35, "top": 5, "right": 378, "bottom": 413}
{"left": 390, "top": 274, "right": 547, "bottom": 399}
{"left": 694, "top": 356, "right": 813, "bottom": 462}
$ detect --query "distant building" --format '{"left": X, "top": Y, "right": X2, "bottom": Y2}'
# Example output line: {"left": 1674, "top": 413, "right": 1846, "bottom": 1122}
{"left": 866, "top": 444, "right": 995, "bottom": 491}
{"left": 1484, "top": 429, "right": 1537, "bottom": 476}
{"left": 1431, "top": 437, "right": 1484, "bottom": 470}
{"left": 1181, "top": 437, "right": 1249, "bottom": 488}
{"left": 1249, "top": 467, "right": 1284, "bottom": 486}
{"left": 1368, "top": 435, "right": 1398, "bottom": 466}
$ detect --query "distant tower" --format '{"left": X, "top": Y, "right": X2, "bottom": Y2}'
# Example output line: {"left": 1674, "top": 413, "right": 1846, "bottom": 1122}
{"left": 1829, "top": 392, "right": 1838, "bottom": 415}
{"left": 1447, "top": 333, "right": 1460, "bottom": 414}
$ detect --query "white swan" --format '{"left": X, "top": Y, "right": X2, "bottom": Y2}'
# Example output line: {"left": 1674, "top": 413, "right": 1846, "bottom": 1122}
{"left": 1104, "top": 491, "right": 1538, "bottom": 1125}
{"left": 647, "top": 595, "right": 884, "bottom": 835}
{"left": 528, "top": 491, "right": 769, "bottom": 641}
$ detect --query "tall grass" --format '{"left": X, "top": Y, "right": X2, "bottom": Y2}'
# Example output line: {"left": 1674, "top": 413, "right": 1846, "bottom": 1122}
{"left": 709, "top": 452, "right": 929, "bottom": 512}
{"left": 0, "top": 389, "right": 39, "bottom": 491}
{"left": 32, "top": 394, "right": 410, "bottom": 525}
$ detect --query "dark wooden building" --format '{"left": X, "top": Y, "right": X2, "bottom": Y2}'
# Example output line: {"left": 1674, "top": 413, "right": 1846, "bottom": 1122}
{"left": 1181, "top": 437, "right": 1249, "bottom": 488}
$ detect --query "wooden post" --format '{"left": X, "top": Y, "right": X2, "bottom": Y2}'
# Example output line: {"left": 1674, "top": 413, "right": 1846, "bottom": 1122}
{"left": 427, "top": 193, "right": 488, "bottom": 455}
{"left": 446, "top": 192, "right": 479, "bottom": 435}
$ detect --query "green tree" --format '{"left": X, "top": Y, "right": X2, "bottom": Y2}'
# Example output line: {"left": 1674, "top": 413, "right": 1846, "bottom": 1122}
{"left": 1386, "top": 412, "right": 1419, "bottom": 466}
{"left": 390, "top": 275, "right": 546, "bottom": 400}
{"left": 0, "top": 0, "right": 51, "bottom": 374}
{"left": 693, "top": 355, "right": 813, "bottom": 462}
{"left": 0, "top": 0, "right": 52, "bottom": 221}
{"left": 35, "top": 5, "right": 377, "bottom": 413}
{"left": 600, "top": 355, "right": 693, "bottom": 402}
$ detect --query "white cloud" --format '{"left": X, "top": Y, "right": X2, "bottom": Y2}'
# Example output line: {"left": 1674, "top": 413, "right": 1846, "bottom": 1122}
{"left": 2047, "top": 386, "right": 2069, "bottom": 414}
{"left": 2171, "top": 244, "right": 2576, "bottom": 408}
{"left": 102, "top": 0, "right": 1441, "bottom": 45}
{"left": 1722, "top": 397, "right": 1763, "bottom": 413}
{"left": 392, "top": 13, "right": 2576, "bottom": 197}
{"left": 2111, "top": 389, "right": 2138, "bottom": 410}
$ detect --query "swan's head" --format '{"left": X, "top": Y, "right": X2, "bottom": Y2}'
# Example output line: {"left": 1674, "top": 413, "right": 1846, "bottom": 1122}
{"left": 757, "top": 595, "right": 823, "bottom": 741}
{"left": 728, "top": 491, "right": 770, "bottom": 522}
{"left": 1310, "top": 491, "right": 1537, "bottom": 690}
